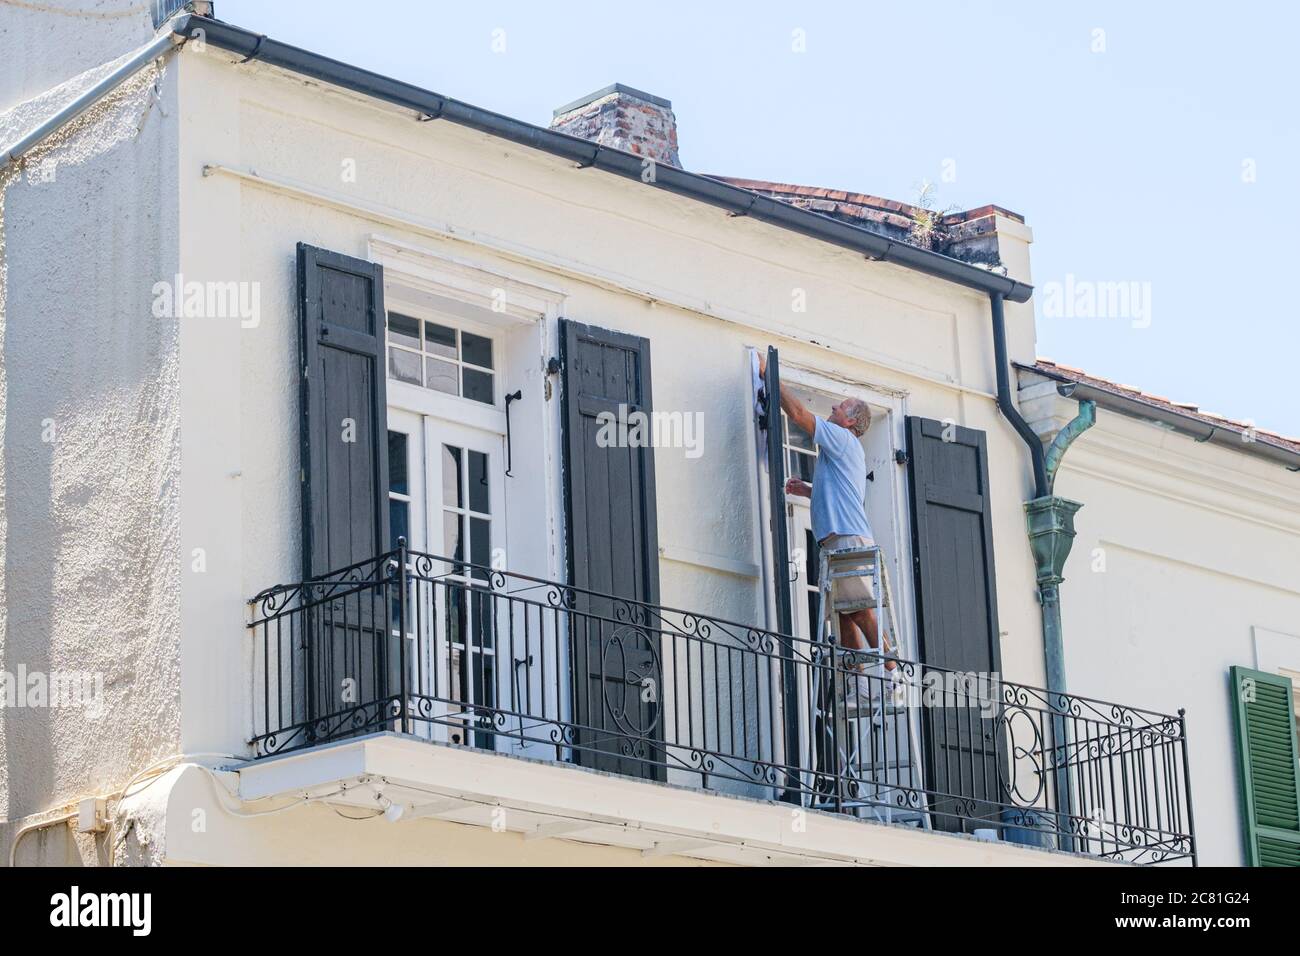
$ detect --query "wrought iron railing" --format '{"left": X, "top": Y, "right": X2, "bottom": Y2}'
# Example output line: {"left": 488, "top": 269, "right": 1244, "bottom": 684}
{"left": 246, "top": 541, "right": 1196, "bottom": 865}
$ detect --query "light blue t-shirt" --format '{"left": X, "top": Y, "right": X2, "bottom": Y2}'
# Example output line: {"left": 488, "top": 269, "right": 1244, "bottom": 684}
{"left": 811, "top": 416, "right": 873, "bottom": 543}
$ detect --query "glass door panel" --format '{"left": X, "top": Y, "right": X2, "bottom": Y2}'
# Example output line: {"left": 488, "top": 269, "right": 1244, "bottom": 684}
{"left": 425, "top": 419, "right": 506, "bottom": 750}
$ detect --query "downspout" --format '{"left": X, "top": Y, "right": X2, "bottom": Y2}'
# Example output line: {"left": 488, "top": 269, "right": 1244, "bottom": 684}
{"left": 989, "top": 292, "right": 1095, "bottom": 849}
{"left": 0, "top": 30, "right": 184, "bottom": 169}
{"left": 989, "top": 293, "right": 1048, "bottom": 498}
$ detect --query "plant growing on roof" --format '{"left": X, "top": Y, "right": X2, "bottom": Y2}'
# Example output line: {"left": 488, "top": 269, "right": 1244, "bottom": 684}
{"left": 908, "top": 180, "right": 958, "bottom": 252}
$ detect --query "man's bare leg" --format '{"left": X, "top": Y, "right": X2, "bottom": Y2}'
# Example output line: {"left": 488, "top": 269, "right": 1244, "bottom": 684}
{"left": 837, "top": 611, "right": 867, "bottom": 653}
{"left": 843, "top": 607, "right": 896, "bottom": 671}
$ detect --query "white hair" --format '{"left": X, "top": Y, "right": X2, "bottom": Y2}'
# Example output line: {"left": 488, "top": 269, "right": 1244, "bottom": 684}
{"left": 844, "top": 399, "right": 872, "bottom": 436}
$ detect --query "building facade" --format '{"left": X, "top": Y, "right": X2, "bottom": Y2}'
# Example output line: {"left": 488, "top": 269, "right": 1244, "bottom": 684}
{"left": 0, "top": 5, "right": 1296, "bottom": 867}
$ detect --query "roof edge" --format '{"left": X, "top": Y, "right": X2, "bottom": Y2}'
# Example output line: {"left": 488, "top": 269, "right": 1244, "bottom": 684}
{"left": 170, "top": 14, "right": 1033, "bottom": 304}
{"left": 1018, "top": 361, "right": 1300, "bottom": 473}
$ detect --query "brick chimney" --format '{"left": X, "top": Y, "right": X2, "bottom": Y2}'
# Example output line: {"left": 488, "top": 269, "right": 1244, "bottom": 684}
{"left": 550, "top": 84, "right": 681, "bottom": 168}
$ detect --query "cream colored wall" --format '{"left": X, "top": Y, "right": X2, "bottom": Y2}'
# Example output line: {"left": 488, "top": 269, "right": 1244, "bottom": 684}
{"left": 1052, "top": 408, "right": 1300, "bottom": 867}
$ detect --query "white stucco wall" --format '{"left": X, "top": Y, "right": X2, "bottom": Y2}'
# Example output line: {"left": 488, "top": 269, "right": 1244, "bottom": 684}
{"left": 0, "top": 41, "right": 182, "bottom": 834}
{"left": 1049, "top": 406, "right": 1300, "bottom": 866}
{"left": 0, "top": 0, "right": 159, "bottom": 114}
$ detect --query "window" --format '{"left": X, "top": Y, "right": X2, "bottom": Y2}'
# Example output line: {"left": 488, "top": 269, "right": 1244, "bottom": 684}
{"left": 782, "top": 411, "right": 821, "bottom": 638}
{"left": 440, "top": 443, "right": 494, "bottom": 577}
{"left": 386, "top": 312, "right": 496, "bottom": 405}
{"left": 388, "top": 430, "right": 410, "bottom": 545}
{"left": 387, "top": 430, "right": 412, "bottom": 634}
{"left": 441, "top": 441, "right": 496, "bottom": 748}
{"left": 784, "top": 410, "right": 816, "bottom": 483}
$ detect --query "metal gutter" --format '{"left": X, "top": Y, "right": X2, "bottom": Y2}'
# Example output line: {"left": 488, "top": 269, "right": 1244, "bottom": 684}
{"left": 168, "top": 14, "right": 1033, "bottom": 304}
{"left": 1, "top": 31, "right": 182, "bottom": 169}
{"left": 1025, "top": 364, "right": 1300, "bottom": 473}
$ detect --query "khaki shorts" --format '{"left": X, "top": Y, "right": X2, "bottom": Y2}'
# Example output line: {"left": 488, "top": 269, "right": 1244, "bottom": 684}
{"left": 820, "top": 534, "right": 877, "bottom": 613}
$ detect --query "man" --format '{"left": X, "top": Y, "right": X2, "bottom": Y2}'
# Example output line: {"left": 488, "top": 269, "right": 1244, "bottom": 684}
{"left": 758, "top": 353, "right": 896, "bottom": 694}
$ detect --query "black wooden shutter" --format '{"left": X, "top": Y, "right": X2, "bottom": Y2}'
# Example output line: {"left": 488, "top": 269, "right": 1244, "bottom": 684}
{"left": 297, "top": 243, "right": 392, "bottom": 735}
{"left": 760, "top": 348, "right": 801, "bottom": 795}
{"left": 905, "top": 416, "right": 1004, "bottom": 831}
{"left": 298, "top": 243, "right": 391, "bottom": 578}
{"left": 762, "top": 348, "right": 794, "bottom": 637}
{"left": 559, "top": 320, "right": 663, "bottom": 779}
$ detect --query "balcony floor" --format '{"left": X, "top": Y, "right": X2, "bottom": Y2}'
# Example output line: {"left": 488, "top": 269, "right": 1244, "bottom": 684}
{"left": 216, "top": 732, "right": 1119, "bottom": 867}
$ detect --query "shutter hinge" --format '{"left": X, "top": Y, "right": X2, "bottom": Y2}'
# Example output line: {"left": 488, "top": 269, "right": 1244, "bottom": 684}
{"left": 894, "top": 449, "right": 909, "bottom": 465}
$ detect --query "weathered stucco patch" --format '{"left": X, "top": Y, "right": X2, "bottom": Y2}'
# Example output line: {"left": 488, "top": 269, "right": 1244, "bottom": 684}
{"left": 0, "top": 40, "right": 182, "bottom": 833}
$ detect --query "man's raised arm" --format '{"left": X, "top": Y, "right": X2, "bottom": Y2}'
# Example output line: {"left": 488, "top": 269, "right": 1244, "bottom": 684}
{"left": 758, "top": 350, "right": 816, "bottom": 438}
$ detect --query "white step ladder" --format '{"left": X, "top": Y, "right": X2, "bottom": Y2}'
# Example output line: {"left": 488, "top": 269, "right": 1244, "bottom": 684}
{"left": 806, "top": 543, "right": 931, "bottom": 828}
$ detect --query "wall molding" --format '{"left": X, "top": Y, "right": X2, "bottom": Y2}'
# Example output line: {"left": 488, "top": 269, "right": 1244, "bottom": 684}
{"left": 202, "top": 161, "right": 1001, "bottom": 405}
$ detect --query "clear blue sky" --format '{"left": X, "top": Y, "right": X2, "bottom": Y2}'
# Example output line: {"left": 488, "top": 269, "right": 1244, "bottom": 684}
{"left": 217, "top": 0, "right": 1299, "bottom": 436}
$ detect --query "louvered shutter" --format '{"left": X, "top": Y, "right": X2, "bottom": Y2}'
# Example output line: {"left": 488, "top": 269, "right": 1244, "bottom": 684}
{"left": 1230, "top": 666, "right": 1300, "bottom": 866}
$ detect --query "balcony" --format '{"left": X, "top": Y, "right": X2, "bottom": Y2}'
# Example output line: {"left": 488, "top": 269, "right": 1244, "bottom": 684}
{"left": 246, "top": 542, "right": 1196, "bottom": 865}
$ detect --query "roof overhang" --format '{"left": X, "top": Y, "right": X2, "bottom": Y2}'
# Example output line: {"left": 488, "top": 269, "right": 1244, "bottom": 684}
{"left": 169, "top": 13, "right": 1033, "bottom": 304}
{"left": 1020, "top": 362, "right": 1300, "bottom": 474}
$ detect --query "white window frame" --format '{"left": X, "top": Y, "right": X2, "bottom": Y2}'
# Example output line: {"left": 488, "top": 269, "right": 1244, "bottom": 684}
{"left": 384, "top": 302, "right": 507, "bottom": 431}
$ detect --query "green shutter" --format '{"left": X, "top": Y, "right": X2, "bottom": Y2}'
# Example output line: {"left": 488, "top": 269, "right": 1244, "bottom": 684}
{"left": 1230, "top": 666, "right": 1300, "bottom": 866}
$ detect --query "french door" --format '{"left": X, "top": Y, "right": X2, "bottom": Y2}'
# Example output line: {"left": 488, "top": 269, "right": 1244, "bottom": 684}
{"left": 388, "top": 408, "right": 506, "bottom": 748}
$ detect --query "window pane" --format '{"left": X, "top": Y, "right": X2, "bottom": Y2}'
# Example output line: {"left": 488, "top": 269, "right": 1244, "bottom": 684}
{"left": 444, "top": 510, "right": 464, "bottom": 564}
{"left": 442, "top": 445, "right": 463, "bottom": 507}
{"left": 453, "top": 642, "right": 468, "bottom": 708}
{"left": 463, "top": 367, "right": 494, "bottom": 405}
{"left": 789, "top": 450, "right": 815, "bottom": 483}
{"left": 425, "top": 322, "right": 457, "bottom": 359}
{"left": 388, "top": 431, "right": 408, "bottom": 495}
{"left": 787, "top": 415, "right": 814, "bottom": 451}
{"left": 425, "top": 357, "right": 458, "bottom": 395}
{"left": 470, "top": 651, "right": 496, "bottom": 748}
{"left": 462, "top": 331, "right": 493, "bottom": 369}
{"left": 447, "top": 588, "right": 465, "bottom": 648}
{"left": 471, "top": 590, "right": 494, "bottom": 650}
{"left": 389, "top": 347, "right": 422, "bottom": 386}
{"left": 470, "top": 516, "right": 490, "bottom": 580}
{"left": 805, "top": 529, "right": 819, "bottom": 585}
{"left": 468, "top": 450, "right": 490, "bottom": 514}
{"left": 390, "top": 498, "right": 409, "bottom": 548}
{"left": 388, "top": 313, "right": 420, "bottom": 350}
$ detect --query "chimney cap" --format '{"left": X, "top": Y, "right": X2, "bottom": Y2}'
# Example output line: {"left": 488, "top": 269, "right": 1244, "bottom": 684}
{"left": 553, "top": 83, "right": 672, "bottom": 117}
